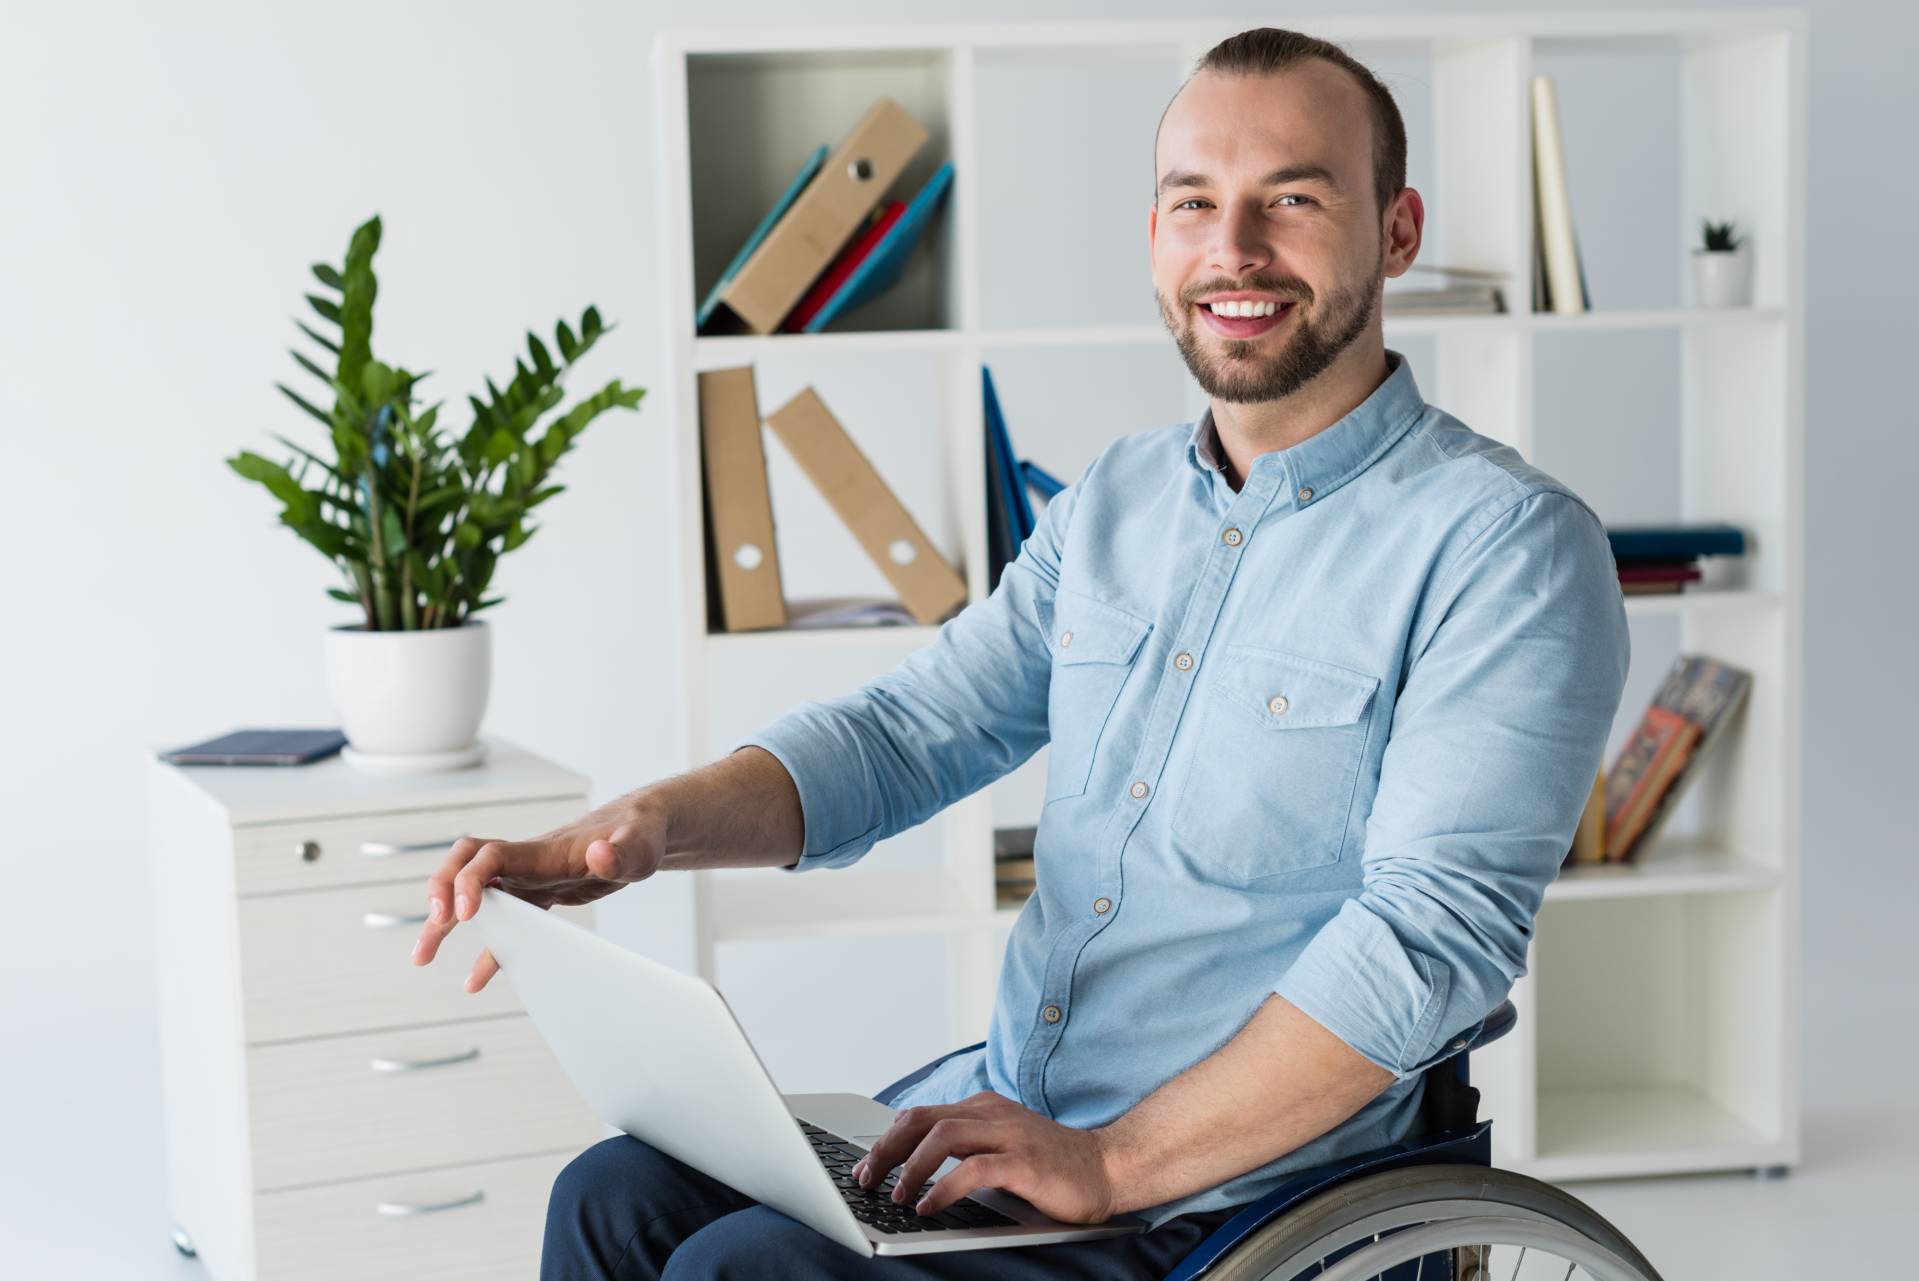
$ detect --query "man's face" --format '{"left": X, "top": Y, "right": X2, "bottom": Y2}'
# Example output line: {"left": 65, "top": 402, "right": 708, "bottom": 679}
{"left": 1150, "top": 63, "right": 1387, "bottom": 404}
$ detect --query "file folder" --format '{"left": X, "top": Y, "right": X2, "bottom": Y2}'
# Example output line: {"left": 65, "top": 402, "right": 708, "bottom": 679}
{"left": 764, "top": 387, "right": 967, "bottom": 626}
{"left": 698, "top": 367, "right": 787, "bottom": 632}
{"left": 718, "top": 98, "right": 929, "bottom": 334}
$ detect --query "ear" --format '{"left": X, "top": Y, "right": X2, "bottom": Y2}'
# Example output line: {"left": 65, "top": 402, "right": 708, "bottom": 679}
{"left": 1147, "top": 203, "right": 1158, "bottom": 266}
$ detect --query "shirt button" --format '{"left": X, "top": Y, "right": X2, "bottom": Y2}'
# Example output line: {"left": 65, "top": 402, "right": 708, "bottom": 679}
{"left": 1297, "top": 485, "right": 1315, "bottom": 503}
{"left": 1267, "top": 694, "right": 1290, "bottom": 716}
{"left": 1042, "top": 1004, "right": 1062, "bottom": 1024}
{"left": 1221, "top": 527, "right": 1243, "bottom": 547}
{"left": 1093, "top": 897, "right": 1112, "bottom": 915}
{"left": 1174, "top": 651, "right": 1194, "bottom": 671}
{"left": 1060, "top": 630, "right": 1073, "bottom": 648}
{"left": 1129, "top": 780, "right": 1150, "bottom": 799}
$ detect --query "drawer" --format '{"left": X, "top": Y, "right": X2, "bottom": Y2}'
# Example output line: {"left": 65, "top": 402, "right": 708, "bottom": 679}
{"left": 238, "top": 882, "right": 593, "bottom": 1043}
{"left": 254, "top": 1147, "right": 573, "bottom": 1281}
{"left": 235, "top": 796, "right": 587, "bottom": 897}
{"left": 248, "top": 1014, "right": 604, "bottom": 1191}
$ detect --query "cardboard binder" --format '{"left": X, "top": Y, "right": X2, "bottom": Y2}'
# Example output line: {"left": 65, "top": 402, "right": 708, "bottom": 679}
{"left": 698, "top": 367, "right": 787, "bottom": 632}
{"left": 718, "top": 98, "right": 929, "bottom": 334}
{"left": 764, "top": 387, "right": 967, "bottom": 626}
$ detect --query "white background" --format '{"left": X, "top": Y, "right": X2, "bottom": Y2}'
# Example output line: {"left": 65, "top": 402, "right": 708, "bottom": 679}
{"left": 2, "top": 1, "right": 1911, "bottom": 1275}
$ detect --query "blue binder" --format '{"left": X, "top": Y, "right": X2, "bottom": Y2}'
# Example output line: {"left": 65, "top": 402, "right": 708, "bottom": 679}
{"left": 801, "top": 161, "right": 955, "bottom": 332}
{"left": 982, "top": 366, "right": 1033, "bottom": 541}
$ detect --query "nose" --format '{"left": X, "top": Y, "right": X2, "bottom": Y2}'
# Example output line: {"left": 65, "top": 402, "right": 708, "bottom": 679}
{"left": 1207, "top": 196, "right": 1274, "bottom": 279}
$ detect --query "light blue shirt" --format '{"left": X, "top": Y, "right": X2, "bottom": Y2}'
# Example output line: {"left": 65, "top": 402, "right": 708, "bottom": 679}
{"left": 734, "top": 348, "right": 1630, "bottom": 1229}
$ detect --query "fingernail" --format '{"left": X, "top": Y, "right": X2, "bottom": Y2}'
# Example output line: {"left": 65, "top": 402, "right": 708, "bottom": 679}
{"left": 891, "top": 1187, "right": 902, "bottom": 1202}
{"left": 427, "top": 896, "right": 441, "bottom": 922}
{"left": 456, "top": 893, "right": 469, "bottom": 918}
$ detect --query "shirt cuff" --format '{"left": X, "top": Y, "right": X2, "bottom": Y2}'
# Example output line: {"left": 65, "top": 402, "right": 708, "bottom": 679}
{"left": 1271, "top": 898, "right": 1454, "bottom": 1082}
{"left": 727, "top": 708, "right": 883, "bottom": 874}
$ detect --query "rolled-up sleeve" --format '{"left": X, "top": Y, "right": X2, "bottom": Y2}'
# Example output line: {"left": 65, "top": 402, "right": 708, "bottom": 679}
{"left": 1272, "top": 489, "right": 1630, "bottom": 1080}
{"left": 728, "top": 468, "right": 1085, "bottom": 872}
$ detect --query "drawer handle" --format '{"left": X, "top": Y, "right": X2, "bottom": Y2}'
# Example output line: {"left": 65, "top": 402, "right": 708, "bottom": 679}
{"left": 370, "top": 1046, "right": 482, "bottom": 1074}
{"left": 361, "top": 836, "right": 466, "bottom": 858}
{"left": 363, "top": 910, "right": 431, "bottom": 929}
{"left": 376, "top": 1189, "right": 485, "bottom": 1218}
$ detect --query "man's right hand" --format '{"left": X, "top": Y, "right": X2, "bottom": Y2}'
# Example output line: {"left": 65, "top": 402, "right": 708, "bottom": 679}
{"left": 412, "top": 795, "right": 668, "bottom": 994}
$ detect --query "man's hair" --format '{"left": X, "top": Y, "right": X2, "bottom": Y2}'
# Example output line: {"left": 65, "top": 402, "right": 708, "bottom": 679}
{"left": 1156, "top": 27, "right": 1408, "bottom": 219}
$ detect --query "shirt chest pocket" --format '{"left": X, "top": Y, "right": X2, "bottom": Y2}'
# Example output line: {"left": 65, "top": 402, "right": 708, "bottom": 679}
{"left": 1171, "top": 645, "right": 1380, "bottom": 881}
{"left": 1038, "top": 588, "right": 1153, "bottom": 806}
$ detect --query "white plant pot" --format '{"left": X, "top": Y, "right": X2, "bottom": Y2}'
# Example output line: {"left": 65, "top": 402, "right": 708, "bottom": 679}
{"left": 324, "top": 619, "right": 491, "bottom": 771}
{"left": 1692, "top": 245, "right": 1753, "bottom": 308}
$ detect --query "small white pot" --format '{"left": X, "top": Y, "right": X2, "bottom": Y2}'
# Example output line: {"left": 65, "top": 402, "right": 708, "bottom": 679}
{"left": 1692, "top": 245, "right": 1753, "bottom": 308}
{"left": 324, "top": 619, "right": 491, "bottom": 765}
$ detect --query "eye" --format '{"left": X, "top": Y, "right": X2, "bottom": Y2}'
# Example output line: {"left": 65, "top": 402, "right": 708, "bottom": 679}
{"left": 1276, "top": 194, "right": 1313, "bottom": 207}
{"left": 1173, "top": 198, "right": 1210, "bottom": 211}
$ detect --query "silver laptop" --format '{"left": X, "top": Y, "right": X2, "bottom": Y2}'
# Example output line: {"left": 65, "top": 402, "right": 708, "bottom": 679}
{"left": 471, "top": 886, "right": 1148, "bottom": 1257}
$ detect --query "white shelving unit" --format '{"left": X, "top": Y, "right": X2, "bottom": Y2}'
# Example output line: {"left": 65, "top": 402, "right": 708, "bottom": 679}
{"left": 652, "top": 9, "right": 1804, "bottom": 1184}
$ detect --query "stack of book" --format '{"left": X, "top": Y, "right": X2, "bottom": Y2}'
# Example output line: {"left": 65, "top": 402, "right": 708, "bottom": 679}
{"left": 695, "top": 97, "right": 954, "bottom": 336}
{"left": 1383, "top": 263, "right": 1509, "bottom": 315}
{"left": 994, "top": 826, "right": 1038, "bottom": 909}
{"left": 1577, "top": 654, "right": 1753, "bottom": 865}
{"left": 698, "top": 365, "right": 967, "bottom": 633}
{"left": 1607, "top": 523, "right": 1749, "bottom": 595}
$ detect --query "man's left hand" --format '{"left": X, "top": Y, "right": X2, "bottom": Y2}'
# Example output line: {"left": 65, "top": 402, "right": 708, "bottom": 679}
{"left": 853, "top": 1091, "right": 1122, "bottom": 1224}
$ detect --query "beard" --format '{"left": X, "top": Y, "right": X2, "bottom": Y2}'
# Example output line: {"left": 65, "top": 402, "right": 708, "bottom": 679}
{"left": 1156, "top": 245, "right": 1383, "bottom": 404}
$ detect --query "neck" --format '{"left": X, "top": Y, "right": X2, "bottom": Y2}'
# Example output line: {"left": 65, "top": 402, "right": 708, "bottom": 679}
{"left": 1212, "top": 336, "right": 1391, "bottom": 490}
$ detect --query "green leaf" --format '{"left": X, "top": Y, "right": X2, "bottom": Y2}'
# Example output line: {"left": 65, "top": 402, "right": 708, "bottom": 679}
{"left": 269, "top": 432, "right": 349, "bottom": 483}
{"left": 454, "top": 521, "right": 483, "bottom": 550}
{"left": 289, "top": 348, "right": 332, "bottom": 387}
{"left": 306, "top": 293, "right": 342, "bottom": 324}
{"left": 335, "top": 214, "right": 381, "bottom": 396}
{"left": 483, "top": 428, "right": 517, "bottom": 467}
{"left": 470, "top": 595, "right": 506, "bottom": 613}
{"left": 527, "top": 332, "right": 555, "bottom": 379}
{"left": 311, "top": 262, "right": 345, "bottom": 290}
{"left": 295, "top": 319, "right": 340, "bottom": 354}
{"left": 502, "top": 518, "right": 529, "bottom": 551}
{"left": 276, "top": 382, "right": 333, "bottom": 428}
{"left": 326, "top": 587, "right": 361, "bottom": 603}
{"left": 526, "top": 483, "right": 565, "bottom": 508}
{"left": 582, "top": 306, "right": 602, "bottom": 342}
{"left": 381, "top": 505, "right": 407, "bottom": 557}
{"left": 555, "top": 320, "right": 578, "bottom": 363}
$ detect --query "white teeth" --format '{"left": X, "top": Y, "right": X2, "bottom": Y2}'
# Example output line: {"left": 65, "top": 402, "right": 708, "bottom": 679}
{"left": 1207, "top": 300, "right": 1281, "bottom": 318}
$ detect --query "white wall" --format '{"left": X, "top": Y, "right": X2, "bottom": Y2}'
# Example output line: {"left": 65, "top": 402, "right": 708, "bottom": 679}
{"left": 1, "top": 0, "right": 1910, "bottom": 1271}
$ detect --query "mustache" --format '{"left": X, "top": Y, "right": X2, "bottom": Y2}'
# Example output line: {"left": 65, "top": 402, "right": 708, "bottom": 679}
{"left": 1182, "top": 277, "right": 1310, "bottom": 306}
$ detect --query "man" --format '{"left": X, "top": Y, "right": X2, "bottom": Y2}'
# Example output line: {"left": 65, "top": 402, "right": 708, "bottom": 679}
{"left": 413, "top": 26, "right": 1629, "bottom": 1281}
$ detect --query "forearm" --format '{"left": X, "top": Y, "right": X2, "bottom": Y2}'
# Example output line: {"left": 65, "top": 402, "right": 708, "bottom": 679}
{"left": 628, "top": 745, "right": 805, "bottom": 872}
{"left": 1092, "top": 993, "right": 1395, "bottom": 1216}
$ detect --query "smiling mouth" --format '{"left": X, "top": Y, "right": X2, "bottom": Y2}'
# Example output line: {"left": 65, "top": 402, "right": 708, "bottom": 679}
{"left": 1197, "top": 299, "right": 1296, "bottom": 338}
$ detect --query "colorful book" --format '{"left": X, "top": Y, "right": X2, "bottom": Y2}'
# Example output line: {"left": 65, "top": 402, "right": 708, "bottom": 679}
{"left": 800, "top": 160, "right": 954, "bottom": 332}
{"left": 1627, "top": 656, "right": 1754, "bottom": 855}
{"left": 695, "top": 144, "right": 828, "bottom": 331}
{"left": 1609, "top": 714, "right": 1702, "bottom": 860}
{"left": 780, "top": 200, "right": 905, "bottom": 333}
{"left": 1603, "top": 705, "right": 1695, "bottom": 859}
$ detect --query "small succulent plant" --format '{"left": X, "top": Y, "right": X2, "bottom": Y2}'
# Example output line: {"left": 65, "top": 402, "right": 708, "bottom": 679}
{"left": 1699, "top": 219, "right": 1746, "bottom": 253}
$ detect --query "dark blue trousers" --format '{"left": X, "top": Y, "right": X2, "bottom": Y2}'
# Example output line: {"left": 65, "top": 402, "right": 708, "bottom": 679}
{"left": 540, "top": 1134, "right": 1245, "bottom": 1279}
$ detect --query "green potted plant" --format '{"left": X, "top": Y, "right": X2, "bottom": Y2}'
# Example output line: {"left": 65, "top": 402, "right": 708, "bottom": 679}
{"left": 228, "top": 214, "right": 645, "bottom": 771}
{"left": 1692, "top": 218, "right": 1752, "bottom": 308}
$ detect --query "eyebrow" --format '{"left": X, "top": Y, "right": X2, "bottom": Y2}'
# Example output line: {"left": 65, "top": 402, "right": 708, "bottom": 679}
{"left": 1156, "top": 163, "right": 1343, "bottom": 197}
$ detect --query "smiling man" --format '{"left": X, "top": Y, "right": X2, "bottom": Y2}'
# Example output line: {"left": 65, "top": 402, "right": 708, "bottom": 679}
{"left": 417, "top": 26, "right": 1629, "bottom": 1281}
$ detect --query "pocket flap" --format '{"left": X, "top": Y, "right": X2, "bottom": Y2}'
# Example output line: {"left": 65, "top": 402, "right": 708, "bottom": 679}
{"left": 1219, "top": 645, "right": 1378, "bottom": 729}
{"left": 1049, "top": 587, "right": 1153, "bottom": 666}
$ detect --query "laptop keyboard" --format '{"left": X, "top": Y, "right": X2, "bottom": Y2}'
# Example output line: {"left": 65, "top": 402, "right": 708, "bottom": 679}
{"left": 798, "top": 1121, "right": 1020, "bottom": 1235}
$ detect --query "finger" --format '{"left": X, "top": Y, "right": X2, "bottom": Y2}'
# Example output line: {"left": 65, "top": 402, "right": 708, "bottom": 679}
{"left": 466, "top": 947, "right": 500, "bottom": 993}
{"left": 915, "top": 1154, "right": 1008, "bottom": 1218}
{"left": 453, "top": 840, "right": 531, "bottom": 919}
{"left": 893, "top": 1119, "right": 999, "bottom": 1204}
{"left": 415, "top": 836, "right": 486, "bottom": 965}
{"left": 856, "top": 1105, "right": 973, "bottom": 1187}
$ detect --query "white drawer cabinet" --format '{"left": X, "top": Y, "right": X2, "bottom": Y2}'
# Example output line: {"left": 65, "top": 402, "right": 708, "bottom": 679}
{"left": 149, "top": 737, "right": 609, "bottom": 1279}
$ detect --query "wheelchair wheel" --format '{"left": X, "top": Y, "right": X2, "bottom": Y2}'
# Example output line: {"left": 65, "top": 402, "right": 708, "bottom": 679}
{"left": 1200, "top": 1165, "right": 1663, "bottom": 1281}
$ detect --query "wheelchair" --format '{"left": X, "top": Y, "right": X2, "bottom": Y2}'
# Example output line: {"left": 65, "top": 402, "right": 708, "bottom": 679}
{"left": 876, "top": 1001, "right": 1664, "bottom": 1281}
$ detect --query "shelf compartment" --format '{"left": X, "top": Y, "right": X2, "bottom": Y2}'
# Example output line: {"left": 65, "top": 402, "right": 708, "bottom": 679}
{"left": 683, "top": 47, "right": 962, "bottom": 336}
{"left": 1529, "top": 889, "right": 1789, "bottom": 1179}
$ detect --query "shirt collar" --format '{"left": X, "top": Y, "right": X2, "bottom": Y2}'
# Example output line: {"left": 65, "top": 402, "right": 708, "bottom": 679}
{"left": 1183, "top": 348, "right": 1424, "bottom": 504}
